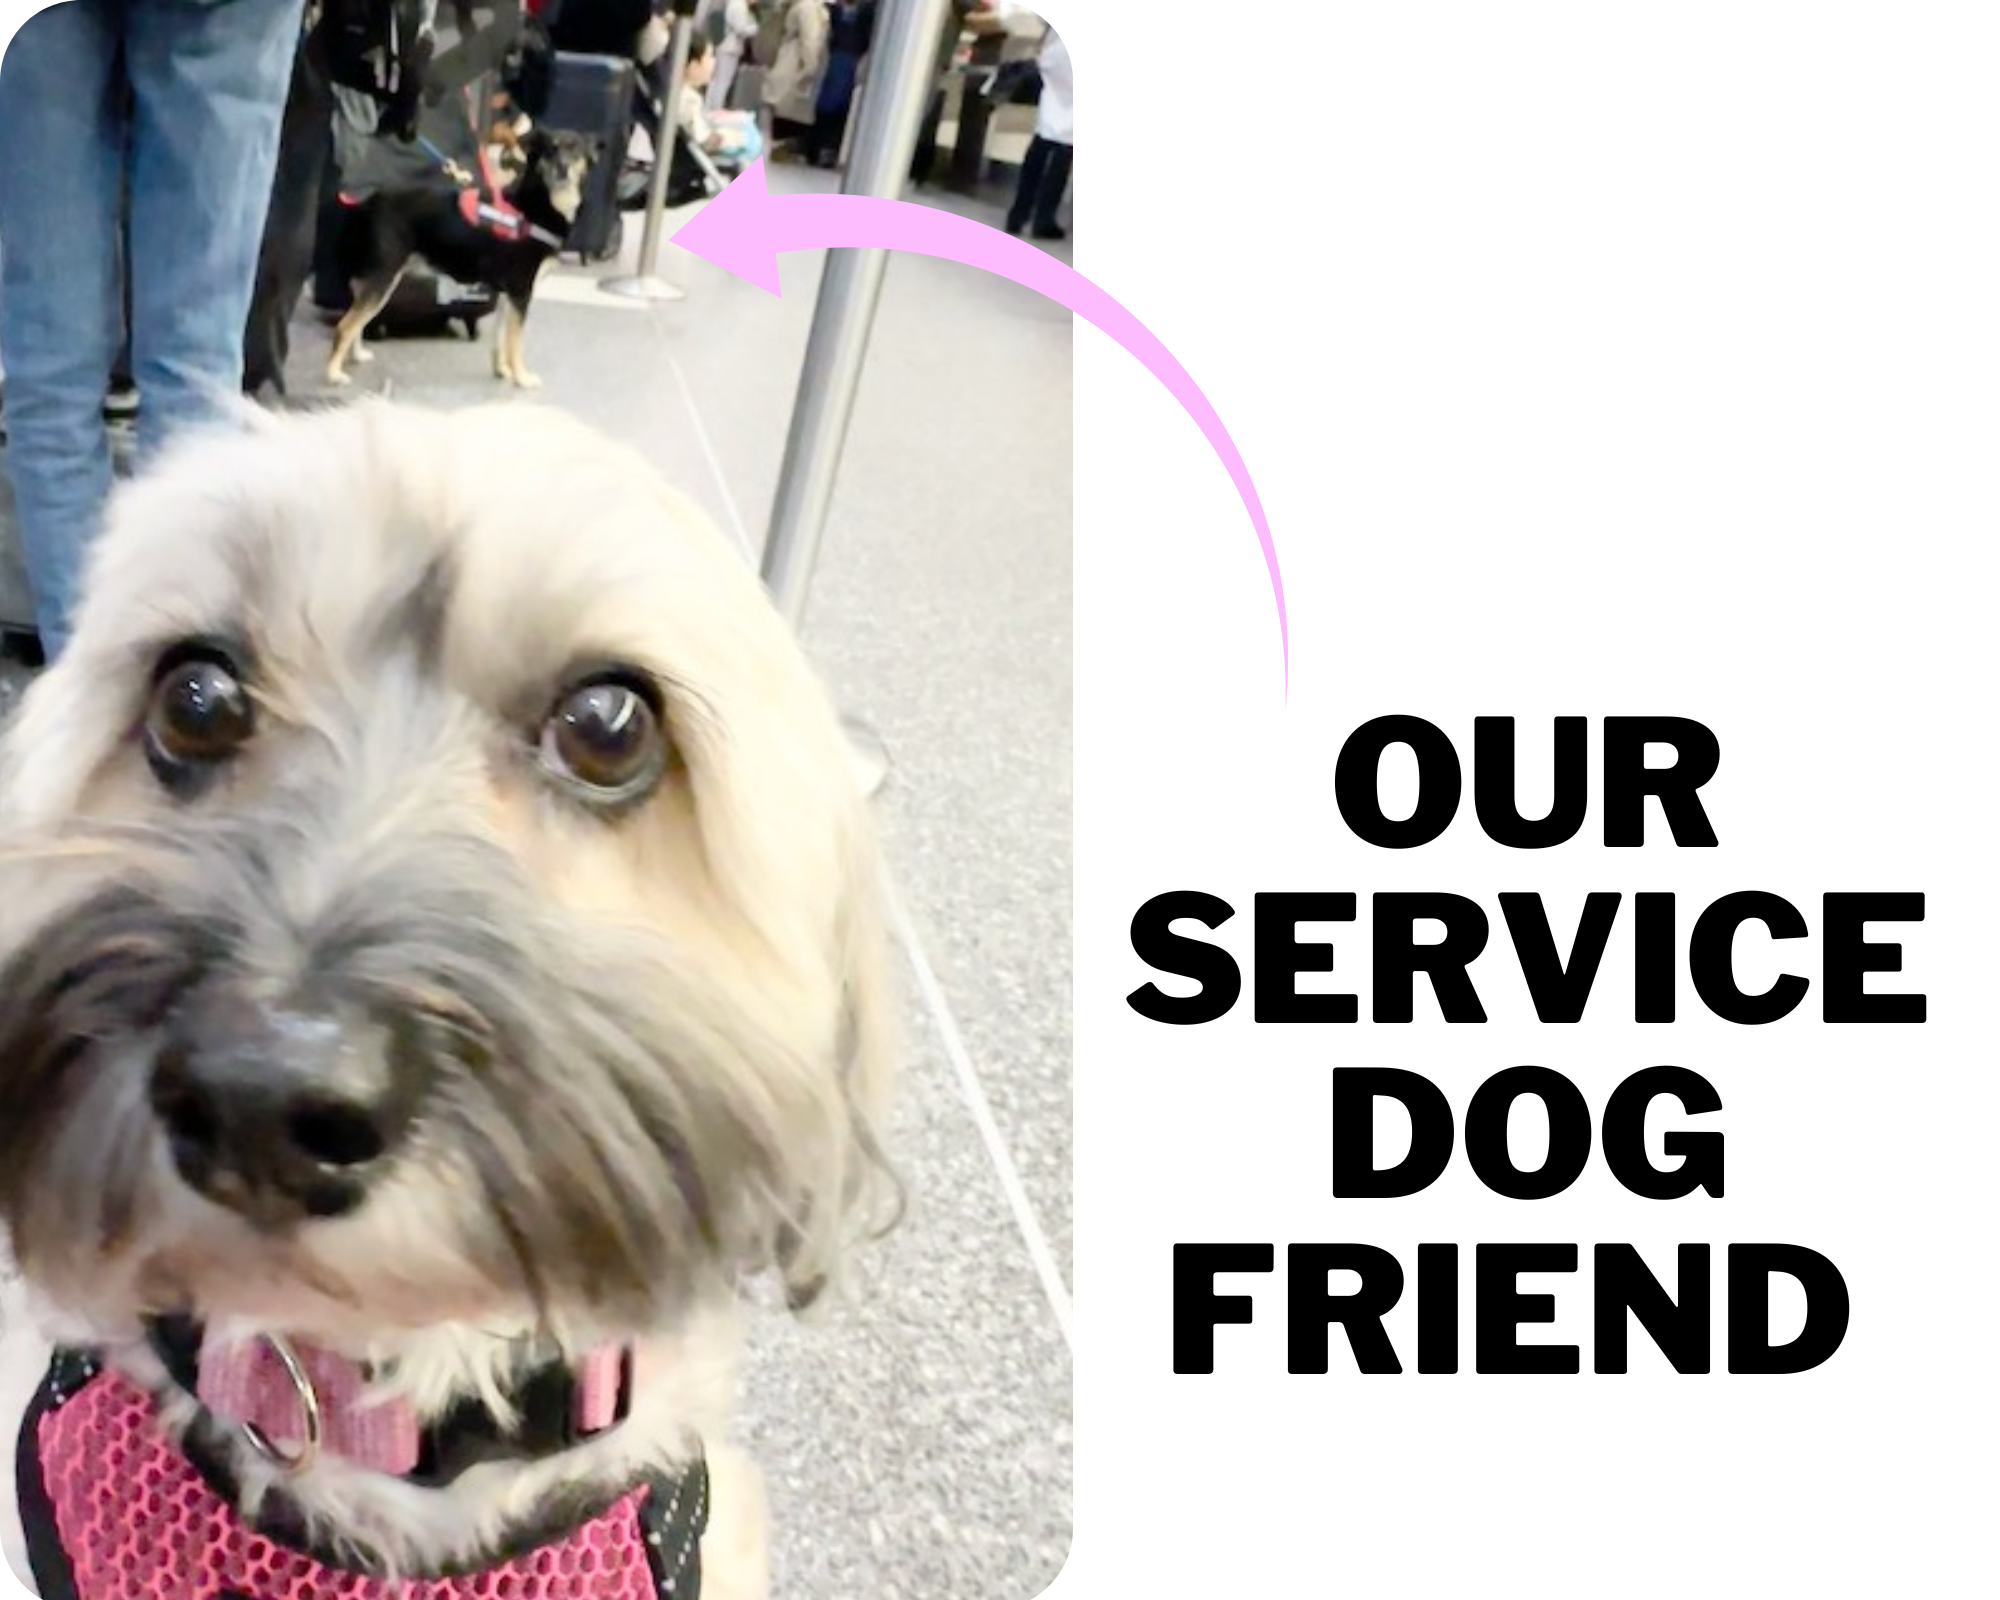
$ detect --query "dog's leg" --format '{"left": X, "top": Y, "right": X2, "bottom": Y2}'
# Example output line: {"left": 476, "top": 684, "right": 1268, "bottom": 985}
{"left": 497, "top": 292, "right": 542, "bottom": 389}
{"left": 491, "top": 306, "right": 512, "bottom": 381}
{"left": 697, "top": 1442, "right": 771, "bottom": 1600}
{"left": 327, "top": 269, "right": 404, "bottom": 386}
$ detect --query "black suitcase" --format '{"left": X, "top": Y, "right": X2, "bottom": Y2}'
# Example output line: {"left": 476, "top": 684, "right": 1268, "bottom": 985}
{"left": 373, "top": 260, "right": 501, "bottom": 340}
{"left": 536, "top": 52, "right": 635, "bottom": 262}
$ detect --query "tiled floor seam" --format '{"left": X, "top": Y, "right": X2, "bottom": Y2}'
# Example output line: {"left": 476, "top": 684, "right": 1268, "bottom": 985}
{"left": 656, "top": 326, "right": 763, "bottom": 560}
{"left": 888, "top": 884, "right": 1075, "bottom": 1349}
{"left": 649, "top": 310, "right": 1075, "bottom": 1351}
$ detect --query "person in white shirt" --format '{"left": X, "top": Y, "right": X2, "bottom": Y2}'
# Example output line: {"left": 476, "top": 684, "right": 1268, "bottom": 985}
{"left": 705, "top": 0, "right": 759, "bottom": 111}
{"left": 1004, "top": 25, "right": 1072, "bottom": 239}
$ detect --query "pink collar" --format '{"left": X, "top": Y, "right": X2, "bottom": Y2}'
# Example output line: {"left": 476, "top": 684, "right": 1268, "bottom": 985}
{"left": 178, "top": 1325, "right": 629, "bottom": 1479}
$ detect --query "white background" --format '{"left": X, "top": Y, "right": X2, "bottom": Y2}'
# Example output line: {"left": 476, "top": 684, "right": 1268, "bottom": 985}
{"left": 2, "top": 0, "right": 1996, "bottom": 1594}
{"left": 1070, "top": 2, "right": 1997, "bottom": 1595}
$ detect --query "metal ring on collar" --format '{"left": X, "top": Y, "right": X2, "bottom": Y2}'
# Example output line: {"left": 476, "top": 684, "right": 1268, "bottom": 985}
{"left": 238, "top": 1333, "right": 321, "bottom": 1476}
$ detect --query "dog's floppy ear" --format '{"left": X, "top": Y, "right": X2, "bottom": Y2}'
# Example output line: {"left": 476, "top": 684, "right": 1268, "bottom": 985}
{"left": 777, "top": 853, "right": 903, "bottom": 1311}
{"left": 648, "top": 645, "right": 903, "bottom": 1310}
{"left": 561, "top": 441, "right": 906, "bottom": 1311}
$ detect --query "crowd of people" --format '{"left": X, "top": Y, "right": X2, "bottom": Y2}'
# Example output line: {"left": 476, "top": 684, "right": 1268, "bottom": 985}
{"left": 716, "top": 0, "right": 1071, "bottom": 233}
{"left": 547, "top": 0, "right": 1071, "bottom": 245}
{"left": 0, "top": 0, "right": 1072, "bottom": 661}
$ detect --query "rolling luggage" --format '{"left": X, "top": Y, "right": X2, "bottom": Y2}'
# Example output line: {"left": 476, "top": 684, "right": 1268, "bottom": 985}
{"left": 536, "top": 52, "right": 636, "bottom": 262}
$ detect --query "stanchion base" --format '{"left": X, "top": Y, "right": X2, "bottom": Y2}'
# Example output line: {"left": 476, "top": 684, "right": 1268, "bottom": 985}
{"left": 842, "top": 711, "right": 892, "bottom": 797}
{"left": 600, "top": 275, "right": 686, "bottom": 303}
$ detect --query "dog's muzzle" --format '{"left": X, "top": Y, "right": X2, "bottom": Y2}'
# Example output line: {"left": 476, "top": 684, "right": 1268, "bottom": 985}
{"left": 146, "top": 983, "right": 428, "bottom": 1226}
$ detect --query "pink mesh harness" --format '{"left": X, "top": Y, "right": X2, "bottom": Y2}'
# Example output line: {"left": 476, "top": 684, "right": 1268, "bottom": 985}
{"left": 17, "top": 1351, "right": 707, "bottom": 1600}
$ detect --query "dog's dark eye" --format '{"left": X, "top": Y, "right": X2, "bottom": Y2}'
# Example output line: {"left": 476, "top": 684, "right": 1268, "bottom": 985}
{"left": 145, "top": 648, "right": 254, "bottom": 787}
{"left": 539, "top": 677, "right": 666, "bottom": 803}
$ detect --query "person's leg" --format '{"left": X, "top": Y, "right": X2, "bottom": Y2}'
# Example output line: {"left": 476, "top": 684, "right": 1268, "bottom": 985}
{"left": 1006, "top": 134, "right": 1052, "bottom": 233}
{"left": 709, "top": 40, "right": 741, "bottom": 111}
{"left": 809, "top": 53, "right": 857, "bottom": 167}
{"left": 0, "top": 0, "right": 126, "bottom": 657}
{"left": 947, "top": 70, "right": 990, "bottom": 194}
{"left": 244, "top": 23, "right": 330, "bottom": 398}
{"left": 1032, "top": 139, "right": 1072, "bottom": 235}
{"left": 636, "top": 55, "right": 668, "bottom": 156}
{"left": 910, "top": 85, "right": 945, "bottom": 183}
{"left": 125, "top": 0, "right": 301, "bottom": 465}
{"left": 823, "top": 105, "right": 853, "bottom": 167}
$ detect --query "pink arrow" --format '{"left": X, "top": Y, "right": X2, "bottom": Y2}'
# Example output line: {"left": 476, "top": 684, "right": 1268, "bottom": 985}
{"left": 671, "top": 158, "right": 1289, "bottom": 695}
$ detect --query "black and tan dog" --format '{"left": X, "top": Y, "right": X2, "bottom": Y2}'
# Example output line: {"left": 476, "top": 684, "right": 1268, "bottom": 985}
{"left": 325, "top": 127, "right": 599, "bottom": 390}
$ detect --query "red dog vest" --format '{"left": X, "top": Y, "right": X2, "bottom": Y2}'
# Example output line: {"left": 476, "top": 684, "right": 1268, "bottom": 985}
{"left": 457, "top": 186, "right": 531, "bottom": 241}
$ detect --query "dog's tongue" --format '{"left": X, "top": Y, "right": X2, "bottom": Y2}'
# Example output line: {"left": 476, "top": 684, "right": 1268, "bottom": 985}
{"left": 572, "top": 1347, "right": 623, "bottom": 1433}
{"left": 196, "top": 1335, "right": 420, "bottom": 1473}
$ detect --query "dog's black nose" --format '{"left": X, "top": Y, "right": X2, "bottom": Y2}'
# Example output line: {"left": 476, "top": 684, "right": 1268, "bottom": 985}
{"left": 149, "top": 988, "right": 419, "bottom": 1223}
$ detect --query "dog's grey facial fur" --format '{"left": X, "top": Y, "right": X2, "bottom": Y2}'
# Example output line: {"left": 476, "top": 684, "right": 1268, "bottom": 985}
{"left": 0, "top": 401, "right": 895, "bottom": 1363}
{"left": 0, "top": 816, "right": 742, "bottom": 1325}
{"left": 540, "top": 134, "right": 594, "bottom": 224}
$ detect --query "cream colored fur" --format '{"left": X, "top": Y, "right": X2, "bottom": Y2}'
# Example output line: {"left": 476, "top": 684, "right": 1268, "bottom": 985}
{"left": 0, "top": 401, "right": 898, "bottom": 1592}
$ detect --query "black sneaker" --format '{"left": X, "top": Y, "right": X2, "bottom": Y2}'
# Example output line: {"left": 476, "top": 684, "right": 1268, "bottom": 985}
{"left": 1031, "top": 223, "right": 1067, "bottom": 241}
{"left": 1, "top": 630, "right": 46, "bottom": 670}
{"left": 0, "top": 382, "right": 139, "bottom": 432}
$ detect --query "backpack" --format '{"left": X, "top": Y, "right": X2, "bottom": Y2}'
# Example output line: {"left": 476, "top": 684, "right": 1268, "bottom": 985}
{"left": 317, "top": 0, "right": 434, "bottom": 140}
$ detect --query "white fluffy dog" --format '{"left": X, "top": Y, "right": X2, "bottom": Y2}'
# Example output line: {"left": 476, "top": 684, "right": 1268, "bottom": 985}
{"left": 0, "top": 402, "right": 896, "bottom": 1599}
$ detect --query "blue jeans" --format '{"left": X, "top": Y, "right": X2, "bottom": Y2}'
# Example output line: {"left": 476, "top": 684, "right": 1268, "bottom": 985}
{"left": 0, "top": 0, "right": 301, "bottom": 657}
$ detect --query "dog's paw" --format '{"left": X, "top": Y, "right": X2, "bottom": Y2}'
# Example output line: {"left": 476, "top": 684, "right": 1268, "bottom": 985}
{"left": 352, "top": 345, "right": 376, "bottom": 364}
{"left": 511, "top": 370, "right": 544, "bottom": 390}
{"left": 325, "top": 368, "right": 353, "bottom": 387}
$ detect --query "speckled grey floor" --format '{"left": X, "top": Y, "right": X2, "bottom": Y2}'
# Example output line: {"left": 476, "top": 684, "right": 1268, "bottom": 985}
{"left": 0, "top": 163, "right": 1071, "bottom": 1597}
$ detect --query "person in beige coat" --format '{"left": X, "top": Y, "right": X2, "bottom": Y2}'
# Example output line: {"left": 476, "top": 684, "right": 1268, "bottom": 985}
{"left": 760, "top": 0, "right": 829, "bottom": 149}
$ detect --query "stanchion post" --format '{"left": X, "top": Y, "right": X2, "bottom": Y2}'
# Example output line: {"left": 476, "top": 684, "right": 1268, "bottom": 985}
{"left": 760, "top": 0, "right": 945, "bottom": 623}
{"left": 758, "top": 0, "right": 947, "bottom": 794}
{"left": 602, "top": 1, "right": 698, "bottom": 302}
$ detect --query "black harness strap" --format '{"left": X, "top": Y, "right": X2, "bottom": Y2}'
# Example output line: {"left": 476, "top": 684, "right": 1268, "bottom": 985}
{"left": 14, "top": 1349, "right": 96, "bottom": 1600}
{"left": 637, "top": 1453, "right": 710, "bottom": 1599}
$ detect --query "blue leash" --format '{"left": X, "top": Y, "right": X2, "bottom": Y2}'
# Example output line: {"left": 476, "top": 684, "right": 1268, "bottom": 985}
{"left": 417, "top": 133, "right": 466, "bottom": 177}
{"left": 419, "top": 88, "right": 487, "bottom": 186}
